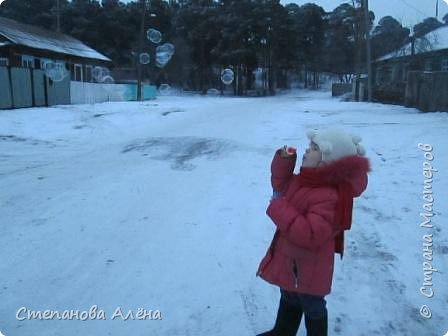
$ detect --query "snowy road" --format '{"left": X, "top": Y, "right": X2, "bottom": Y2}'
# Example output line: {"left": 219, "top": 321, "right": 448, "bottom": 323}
{"left": 0, "top": 91, "right": 447, "bottom": 336}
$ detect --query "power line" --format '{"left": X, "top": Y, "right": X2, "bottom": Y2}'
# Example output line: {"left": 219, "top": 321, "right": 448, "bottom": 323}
{"left": 396, "top": 0, "right": 432, "bottom": 19}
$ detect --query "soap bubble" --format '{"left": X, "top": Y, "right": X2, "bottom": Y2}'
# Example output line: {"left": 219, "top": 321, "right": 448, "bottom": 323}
{"left": 159, "top": 84, "right": 172, "bottom": 95}
{"left": 155, "top": 56, "right": 170, "bottom": 68}
{"left": 101, "top": 75, "right": 115, "bottom": 84}
{"left": 206, "top": 88, "right": 220, "bottom": 96}
{"left": 155, "top": 43, "right": 175, "bottom": 68}
{"left": 92, "top": 66, "right": 110, "bottom": 82}
{"left": 42, "top": 61, "right": 54, "bottom": 70}
{"left": 158, "top": 43, "right": 175, "bottom": 55}
{"left": 155, "top": 52, "right": 172, "bottom": 68}
{"left": 146, "top": 28, "right": 162, "bottom": 44}
{"left": 221, "top": 68, "right": 234, "bottom": 85}
{"left": 139, "top": 52, "right": 150, "bottom": 65}
{"left": 43, "top": 61, "right": 68, "bottom": 82}
{"left": 100, "top": 75, "right": 116, "bottom": 96}
{"left": 92, "top": 66, "right": 103, "bottom": 80}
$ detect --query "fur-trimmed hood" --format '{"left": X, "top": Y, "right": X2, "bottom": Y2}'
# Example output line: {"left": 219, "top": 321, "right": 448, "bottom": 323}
{"left": 299, "top": 155, "right": 371, "bottom": 197}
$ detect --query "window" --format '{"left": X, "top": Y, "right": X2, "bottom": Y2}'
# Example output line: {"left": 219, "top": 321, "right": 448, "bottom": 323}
{"left": 442, "top": 58, "right": 448, "bottom": 71}
{"left": 0, "top": 57, "right": 8, "bottom": 66}
{"left": 41, "top": 59, "right": 66, "bottom": 73}
{"left": 74, "top": 64, "right": 83, "bottom": 81}
{"left": 424, "top": 59, "right": 432, "bottom": 71}
{"left": 85, "top": 65, "right": 93, "bottom": 82}
{"left": 21, "top": 55, "right": 34, "bottom": 68}
{"left": 70, "top": 64, "right": 75, "bottom": 80}
{"left": 56, "top": 61, "right": 66, "bottom": 69}
{"left": 41, "top": 58, "right": 50, "bottom": 69}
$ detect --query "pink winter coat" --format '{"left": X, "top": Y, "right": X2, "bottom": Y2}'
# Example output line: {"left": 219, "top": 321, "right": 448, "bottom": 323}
{"left": 256, "top": 149, "right": 369, "bottom": 296}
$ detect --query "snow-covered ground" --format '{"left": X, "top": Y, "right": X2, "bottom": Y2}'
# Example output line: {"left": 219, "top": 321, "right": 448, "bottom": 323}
{"left": 0, "top": 91, "right": 447, "bottom": 336}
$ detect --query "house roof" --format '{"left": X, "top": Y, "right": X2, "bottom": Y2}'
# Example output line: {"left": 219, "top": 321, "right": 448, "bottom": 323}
{"left": 0, "top": 16, "right": 111, "bottom": 62}
{"left": 375, "top": 25, "right": 448, "bottom": 62}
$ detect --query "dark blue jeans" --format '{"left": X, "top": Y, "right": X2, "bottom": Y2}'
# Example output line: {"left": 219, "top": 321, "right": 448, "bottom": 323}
{"left": 280, "top": 289, "right": 327, "bottom": 319}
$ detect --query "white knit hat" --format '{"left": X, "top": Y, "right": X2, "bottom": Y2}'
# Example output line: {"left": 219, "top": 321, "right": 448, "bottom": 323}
{"left": 306, "top": 128, "right": 366, "bottom": 162}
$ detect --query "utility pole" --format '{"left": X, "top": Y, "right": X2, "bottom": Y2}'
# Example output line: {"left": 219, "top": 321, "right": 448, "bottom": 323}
{"left": 363, "top": 0, "right": 372, "bottom": 102}
{"left": 137, "top": 0, "right": 147, "bottom": 101}
{"left": 353, "top": 0, "right": 361, "bottom": 101}
{"left": 56, "top": 0, "right": 61, "bottom": 32}
{"left": 436, "top": 0, "right": 439, "bottom": 18}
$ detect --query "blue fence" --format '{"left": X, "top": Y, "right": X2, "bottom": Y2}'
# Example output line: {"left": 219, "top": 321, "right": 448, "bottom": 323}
{"left": 124, "top": 84, "right": 157, "bottom": 101}
{"left": 1, "top": 66, "right": 157, "bottom": 109}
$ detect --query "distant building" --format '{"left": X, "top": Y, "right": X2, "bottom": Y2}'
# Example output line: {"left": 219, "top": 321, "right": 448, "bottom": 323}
{"left": 372, "top": 25, "right": 448, "bottom": 111}
{"left": 0, "top": 16, "right": 111, "bottom": 82}
{"left": 374, "top": 25, "right": 448, "bottom": 85}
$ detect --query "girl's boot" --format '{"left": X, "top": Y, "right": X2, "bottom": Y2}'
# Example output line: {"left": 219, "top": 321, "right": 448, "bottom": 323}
{"left": 304, "top": 310, "right": 328, "bottom": 336}
{"left": 257, "top": 296, "right": 303, "bottom": 336}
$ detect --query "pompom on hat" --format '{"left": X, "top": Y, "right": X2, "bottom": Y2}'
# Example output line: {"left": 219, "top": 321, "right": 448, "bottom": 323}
{"left": 306, "top": 128, "right": 366, "bottom": 163}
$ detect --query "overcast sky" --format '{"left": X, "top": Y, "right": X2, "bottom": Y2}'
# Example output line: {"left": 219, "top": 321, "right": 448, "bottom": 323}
{"left": 280, "top": 0, "right": 448, "bottom": 28}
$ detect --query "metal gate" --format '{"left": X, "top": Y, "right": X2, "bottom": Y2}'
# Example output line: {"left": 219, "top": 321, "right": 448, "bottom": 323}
{"left": 0, "top": 66, "right": 70, "bottom": 109}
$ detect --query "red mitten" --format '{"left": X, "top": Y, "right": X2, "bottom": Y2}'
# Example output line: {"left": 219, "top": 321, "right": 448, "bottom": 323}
{"left": 286, "top": 146, "right": 297, "bottom": 155}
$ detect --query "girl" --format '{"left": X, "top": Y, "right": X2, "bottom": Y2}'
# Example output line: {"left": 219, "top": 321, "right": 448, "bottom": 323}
{"left": 256, "top": 129, "right": 371, "bottom": 336}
